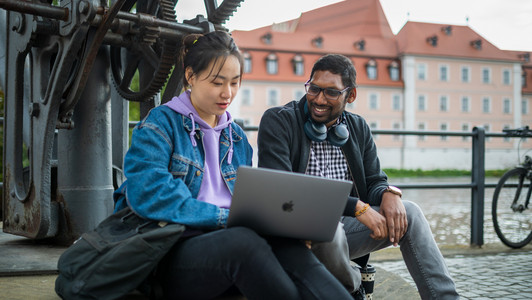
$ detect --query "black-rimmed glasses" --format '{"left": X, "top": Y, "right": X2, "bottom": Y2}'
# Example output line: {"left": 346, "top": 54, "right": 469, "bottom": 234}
{"left": 304, "top": 82, "right": 351, "bottom": 101}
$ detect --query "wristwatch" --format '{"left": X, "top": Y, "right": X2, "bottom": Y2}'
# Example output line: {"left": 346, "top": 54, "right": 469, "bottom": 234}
{"left": 384, "top": 186, "right": 402, "bottom": 198}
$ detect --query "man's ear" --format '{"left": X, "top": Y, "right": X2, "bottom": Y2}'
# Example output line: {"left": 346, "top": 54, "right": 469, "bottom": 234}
{"left": 347, "top": 87, "right": 357, "bottom": 103}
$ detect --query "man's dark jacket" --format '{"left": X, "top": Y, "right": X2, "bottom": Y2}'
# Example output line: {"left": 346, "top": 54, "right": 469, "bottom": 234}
{"left": 257, "top": 97, "right": 389, "bottom": 212}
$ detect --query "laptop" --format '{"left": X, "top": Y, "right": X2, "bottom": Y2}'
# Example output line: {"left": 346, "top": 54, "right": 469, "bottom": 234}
{"left": 227, "top": 166, "right": 352, "bottom": 242}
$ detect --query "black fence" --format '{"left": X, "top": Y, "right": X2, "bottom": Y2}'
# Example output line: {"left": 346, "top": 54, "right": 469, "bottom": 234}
{"left": 1, "top": 119, "right": 525, "bottom": 246}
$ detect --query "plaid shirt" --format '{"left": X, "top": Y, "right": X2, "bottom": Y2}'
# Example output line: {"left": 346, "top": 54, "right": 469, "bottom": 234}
{"left": 306, "top": 140, "right": 351, "bottom": 182}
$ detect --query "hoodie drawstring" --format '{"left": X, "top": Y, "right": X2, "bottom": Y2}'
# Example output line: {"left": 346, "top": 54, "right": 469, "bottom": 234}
{"left": 189, "top": 113, "right": 233, "bottom": 165}
{"left": 227, "top": 123, "right": 234, "bottom": 164}
{"left": 188, "top": 113, "right": 198, "bottom": 147}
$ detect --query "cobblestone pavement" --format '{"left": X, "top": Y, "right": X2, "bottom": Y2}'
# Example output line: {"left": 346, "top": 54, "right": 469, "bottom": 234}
{"left": 372, "top": 249, "right": 532, "bottom": 299}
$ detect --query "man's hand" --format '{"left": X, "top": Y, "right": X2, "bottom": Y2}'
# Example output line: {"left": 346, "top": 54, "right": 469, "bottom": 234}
{"left": 380, "top": 193, "right": 407, "bottom": 246}
{"left": 356, "top": 204, "right": 388, "bottom": 240}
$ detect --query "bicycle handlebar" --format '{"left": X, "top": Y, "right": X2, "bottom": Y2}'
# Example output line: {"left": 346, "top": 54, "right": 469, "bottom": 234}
{"left": 503, "top": 126, "right": 532, "bottom": 137}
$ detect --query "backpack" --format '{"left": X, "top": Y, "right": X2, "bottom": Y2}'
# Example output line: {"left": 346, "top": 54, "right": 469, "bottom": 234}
{"left": 55, "top": 207, "right": 185, "bottom": 300}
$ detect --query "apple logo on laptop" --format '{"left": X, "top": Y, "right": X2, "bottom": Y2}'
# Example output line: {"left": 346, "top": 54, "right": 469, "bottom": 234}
{"left": 282, "top": 201, "right": 294, "bottom": 212}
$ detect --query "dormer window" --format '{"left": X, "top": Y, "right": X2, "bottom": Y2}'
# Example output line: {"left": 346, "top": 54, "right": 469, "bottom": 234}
{"left": 261, "top": 33, "right": 272, "bottom": 44}
{"left": 471, "top": 39, "right": 482, "bottom": 50}
{"left": 292, "top": 55, "right": 304, "bottom": 76}
{"left": 243, "top": 52, "right": 252, "bottom": 73}
{"left": 354, "top": 39, "right": 366, "bottom": 51}
{"left": 519, "top": 53, "right": 530, "bottom": 63}
{"left": 441, "top": 26, "right": 452, "bottom": 35}
{"left": 388, "top": 61, "right": 400, "bottom": 81}
{"left": 265, "top": 53, "right": 278, "bottom": 75}
{"left": 312, "top": 36, "right": 323, "bottom": 48}
{"left": 426, "top": 35, "right": 438, "bottom": 47}
{"left": 366, "top": 59, "right": 377, "bottom": 80}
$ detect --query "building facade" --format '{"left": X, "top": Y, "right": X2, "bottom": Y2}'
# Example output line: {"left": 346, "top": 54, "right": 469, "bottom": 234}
{"left": 230, "top": 0, "right": 532, "bottom": 170}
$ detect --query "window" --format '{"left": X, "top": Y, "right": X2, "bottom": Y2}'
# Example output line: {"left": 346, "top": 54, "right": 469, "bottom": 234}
{"left": 392, "top": 94, "right": 402, "bottom": 111}
{"left": 522, "top": 99, "right": 529, "bottom": 115}
{"left": 523, "top": 71, "right": 527, "bottom": 88}
{"left": 503, "top": 98, "right": 511, "bottom": 114}
{"left": 392, "top": 122, "right": 402, "bottom": 141}
{"left": 293, "top": 89, "right": 305, "bottom": 101}
{"left": 461, "top": 96, "right": 470, "bottom": 112}
{"left": 240, "top": 88, "right": 252, "bottom": 106}
{"left": 243, "top": 52, "right": 252, "bottom": 73}
{"left": 461, "top": 66, "right": 470, "bottom": 83}
{"left": 292, "top": 55, "right": 304, "bottom": 76}
{"left": 417, "top": 95, "right": 426, "bottom": 111}
{"left": 366, "top": 59, "right": 377, "bottom": 80}
{"left": 417, "top": 64, "right": 426, "bottom": 80}
{"left": 418, "top": 123, "right": 426, "bottom": 141}
{"left": 389, "top": 61, "right": 400, "bottom": 81}
{"left": 482, "top": 67, "right": 491, "bottom": 84}
{"left": 462, "top": 123, "right": 470, "bottom": 141}
{"left": 370, "top": 122, "right": 378, "bottom": 138}
{"left": 439, "top": 95, "right": 449, "bottom": 112}
{"left": 440, "top": 123, "right": 448, "bottom": 141}
{"left": 439, "top": 64, "right": 449, "bottom": 82}
{"left": 369, "top": 93, "right": 378, "bottom": 110}
{"left": 484, "top": 124, "right": 491, "bottom": 141}
{"left": 503, "top": 69, "right": 511, "bottom": 85}
{"left": 482, "top": 97, "right": 491, "bottom": 113}
{"left": 503, "top": 124, "right": 511, "bottom": 142}
{"left": 266, "top": 53, "right": 278, "bottom": 75}
{"left": 267, "top": 88, "right": 279, "bottom": 106}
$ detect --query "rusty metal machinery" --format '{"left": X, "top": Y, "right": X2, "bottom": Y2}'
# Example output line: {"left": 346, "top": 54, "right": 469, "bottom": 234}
{"left": 0, "top": 0, "right": 244, "bottom": 243}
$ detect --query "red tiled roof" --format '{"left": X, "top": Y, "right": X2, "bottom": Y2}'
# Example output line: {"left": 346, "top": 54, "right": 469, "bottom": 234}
{"left": 294, "top": 0, "right": 394, "bottom": 38}
{"left": 396, "top": 21, "right": 518, "bottom": 62}
{"left": 232, "top": 30, "right": 398, "bottom": 58}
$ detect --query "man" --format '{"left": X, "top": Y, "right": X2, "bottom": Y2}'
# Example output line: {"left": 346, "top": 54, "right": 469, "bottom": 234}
{"left": 257, "top": 54, "right": 459, "bottom": 299}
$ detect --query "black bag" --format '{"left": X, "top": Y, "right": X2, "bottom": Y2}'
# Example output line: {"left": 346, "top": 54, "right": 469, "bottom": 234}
{"left": 55, "top": 207, "right": 185, "bottom": 300}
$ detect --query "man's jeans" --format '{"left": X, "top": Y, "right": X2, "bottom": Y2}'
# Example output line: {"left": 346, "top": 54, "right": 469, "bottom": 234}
{"left": 158, "top": 226, "right": 352, "bottom": 299}
{"left": 316, "top": 201, "right": 460, "bottom": 300}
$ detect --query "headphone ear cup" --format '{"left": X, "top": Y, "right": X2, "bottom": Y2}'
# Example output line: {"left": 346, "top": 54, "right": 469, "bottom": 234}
{"left": 327, "top": 123, "right": 349, "bottom": 147}
{"left": 304, "top": 120, "right": 327, "bottom": 142}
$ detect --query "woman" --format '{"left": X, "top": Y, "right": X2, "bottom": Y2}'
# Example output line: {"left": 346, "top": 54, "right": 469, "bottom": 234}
{"left": 113, "top": 31, "right": 352, "bottom": 300}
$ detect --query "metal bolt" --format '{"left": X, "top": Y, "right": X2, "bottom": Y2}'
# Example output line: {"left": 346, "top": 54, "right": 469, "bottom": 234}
{"left": 79, "top": 1, "right": 89, "bottom": 15}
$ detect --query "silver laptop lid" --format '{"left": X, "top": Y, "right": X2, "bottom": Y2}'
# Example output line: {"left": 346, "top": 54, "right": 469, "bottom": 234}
{"left": 227, "top": 166, "right": 352, "bottom": 242}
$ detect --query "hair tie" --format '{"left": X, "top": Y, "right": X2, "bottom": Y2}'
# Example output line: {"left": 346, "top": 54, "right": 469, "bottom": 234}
{"left": 193, "top": 39, "right": 198, "bottom": 44}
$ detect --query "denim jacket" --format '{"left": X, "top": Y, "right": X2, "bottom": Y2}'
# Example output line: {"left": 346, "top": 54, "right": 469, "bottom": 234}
{"left": 114, "top": 105, "right": 253, "bottom": 229}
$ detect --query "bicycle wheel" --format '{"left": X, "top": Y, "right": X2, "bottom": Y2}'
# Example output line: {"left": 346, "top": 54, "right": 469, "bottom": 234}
{"left": 492, "top": 167, "right": 532, "bottom": 248}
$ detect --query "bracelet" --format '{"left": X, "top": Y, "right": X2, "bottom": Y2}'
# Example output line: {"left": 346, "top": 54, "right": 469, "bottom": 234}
{"left": 355, "top": 203, "right": 370, "bottom": 217}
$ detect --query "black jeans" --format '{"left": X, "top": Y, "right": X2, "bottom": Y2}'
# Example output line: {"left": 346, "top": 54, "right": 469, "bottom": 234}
{"left": 158, "top": 226, "right": 352, "bottom": 300}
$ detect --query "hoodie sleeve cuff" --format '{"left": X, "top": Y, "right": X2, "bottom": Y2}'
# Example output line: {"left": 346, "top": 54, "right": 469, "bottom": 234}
{"left": 343, "top": 196, "right": 359, "bottom": 217}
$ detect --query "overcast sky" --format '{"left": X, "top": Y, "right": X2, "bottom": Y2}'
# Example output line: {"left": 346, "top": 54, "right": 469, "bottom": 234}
{"left": 175, "top": 0, "right": 532, "bottom": 51}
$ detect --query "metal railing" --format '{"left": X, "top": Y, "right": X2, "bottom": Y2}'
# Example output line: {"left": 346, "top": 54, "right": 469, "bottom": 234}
{"left": 234, "top": 123, "right": 519, "bottom": 247}
{"left": 1, "top": 119, "right": 523, "bottom": 246}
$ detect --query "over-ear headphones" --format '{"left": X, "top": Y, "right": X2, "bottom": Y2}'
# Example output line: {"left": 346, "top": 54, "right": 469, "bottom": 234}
{"left": 303, "top": 103, "right": 349, "bottom": 146}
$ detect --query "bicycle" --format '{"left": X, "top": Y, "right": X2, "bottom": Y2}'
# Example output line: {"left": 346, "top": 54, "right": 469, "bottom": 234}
{"left": 492, "top": 126, "right": 532, "bottom": 248}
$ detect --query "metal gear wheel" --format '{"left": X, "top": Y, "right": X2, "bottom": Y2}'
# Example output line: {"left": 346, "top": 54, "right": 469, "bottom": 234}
{"left": 110, "top": 0, "right": 178, "bottom": 102}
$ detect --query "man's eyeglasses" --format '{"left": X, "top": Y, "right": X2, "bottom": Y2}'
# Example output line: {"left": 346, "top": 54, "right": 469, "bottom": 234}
{"left": 304, "top": 82, "right": 351, "bottom": 101}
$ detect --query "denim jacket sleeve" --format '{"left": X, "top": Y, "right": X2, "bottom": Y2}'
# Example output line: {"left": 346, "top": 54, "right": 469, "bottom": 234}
{"left": 121, "top": 109, "right": 233, "bottom": 229}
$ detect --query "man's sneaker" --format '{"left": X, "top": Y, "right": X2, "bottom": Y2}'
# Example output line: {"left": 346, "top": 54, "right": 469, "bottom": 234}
{"left": 351, "top": 284, "right": 366, "bottom": 300}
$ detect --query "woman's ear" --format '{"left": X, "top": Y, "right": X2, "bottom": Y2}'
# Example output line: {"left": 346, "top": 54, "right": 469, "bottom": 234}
{"left": 185, "top": 67, "right": 195, "bottom": 87}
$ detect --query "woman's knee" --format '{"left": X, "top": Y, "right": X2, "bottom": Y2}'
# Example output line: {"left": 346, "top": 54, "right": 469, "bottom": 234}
{"left": 221, "top": 227, "right": 271, "bottom": 258}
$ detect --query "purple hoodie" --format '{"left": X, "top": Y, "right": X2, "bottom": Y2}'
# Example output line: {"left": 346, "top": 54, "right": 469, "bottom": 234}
{"left": 164, "top": 90, "right": 233, "bottom": 209}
